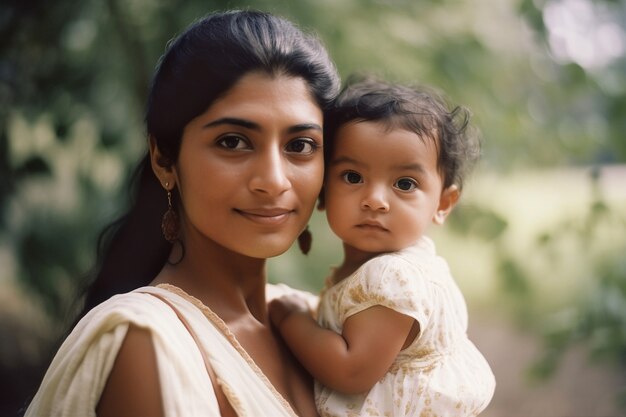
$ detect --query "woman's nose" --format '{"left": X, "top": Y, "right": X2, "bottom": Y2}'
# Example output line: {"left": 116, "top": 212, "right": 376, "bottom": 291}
{"left": 249, "top": 147, "right": 291, "bottom": 196}
{"left": 360, "top": 185, "right": 390, "bottom": 212}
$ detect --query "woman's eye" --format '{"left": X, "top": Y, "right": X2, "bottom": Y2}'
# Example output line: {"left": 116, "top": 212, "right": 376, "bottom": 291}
{"left": 285, "top": 138, "right": 317, "bottom": 155}
{"left": 217, "top": 135, "right": 250, "bottom": 150}
{"left": 342, "top": 171, "right": 362, "bottom": 184}
{"left": 394, "top": 177, "right": 418, "bottom": 191}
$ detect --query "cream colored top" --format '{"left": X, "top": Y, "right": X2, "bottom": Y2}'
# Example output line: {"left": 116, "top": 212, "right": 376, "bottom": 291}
{"left": 315, "top": 237, "right": 496, "bottom": 417}
{"left": 26, "top": 283, "right": 311, "bottom": 417}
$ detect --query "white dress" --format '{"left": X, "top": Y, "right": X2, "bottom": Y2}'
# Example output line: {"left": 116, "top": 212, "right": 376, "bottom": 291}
{"left": 26, "top": 283, "right": 311, "bottom": 417}
{"left": 315, "top": 237, "right": 496, "bottom": 417}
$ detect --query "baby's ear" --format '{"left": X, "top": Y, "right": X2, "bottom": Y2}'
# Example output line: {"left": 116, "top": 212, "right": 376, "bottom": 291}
{"left": 433, "top": 185, "right": 460, "bottom": 225}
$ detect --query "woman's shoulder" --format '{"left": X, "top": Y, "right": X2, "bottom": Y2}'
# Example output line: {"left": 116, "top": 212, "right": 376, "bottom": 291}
{"left": 77, "top": 287, "right": 174, "bottom": 328}
{"left": 63, "top": 285, "right": 200, "bottom": 350}
{"left": 26, "top": 286, "right": 218, "bottom": 417}
{"left": 24, "top": 289, "right": 165, "bottom": 417}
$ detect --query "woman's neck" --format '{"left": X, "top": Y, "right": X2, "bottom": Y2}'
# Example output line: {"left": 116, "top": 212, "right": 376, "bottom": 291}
{"left": 151, "top": 234, "right": 269, "bottom": 324}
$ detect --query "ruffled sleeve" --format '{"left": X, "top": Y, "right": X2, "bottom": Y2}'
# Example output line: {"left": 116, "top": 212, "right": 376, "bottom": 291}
{"left": 341, "top": 253, "right": 434, "bottom": 329}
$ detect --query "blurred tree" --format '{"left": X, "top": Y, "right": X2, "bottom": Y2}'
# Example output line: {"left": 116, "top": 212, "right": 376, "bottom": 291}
{"left": 524, "top": 168, "right": 626, "bottom": 407}
{"left": 515, "top": 0, "right": 626, "bottom": 407}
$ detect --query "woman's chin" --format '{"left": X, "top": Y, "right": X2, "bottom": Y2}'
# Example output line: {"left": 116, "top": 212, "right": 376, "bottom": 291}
{"left": 237, "top": 238, "right": 297, "bottom": 260}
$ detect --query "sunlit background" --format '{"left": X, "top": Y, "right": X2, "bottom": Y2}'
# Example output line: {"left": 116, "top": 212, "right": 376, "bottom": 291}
{"left": 1, "top": 0, "right": 625, "bottom": 416}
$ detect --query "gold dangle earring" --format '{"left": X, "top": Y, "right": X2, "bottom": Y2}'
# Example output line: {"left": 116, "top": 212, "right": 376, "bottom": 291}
{"left": 298, "top": 225, "right": 312, "bottom": 255}
{"left": 161, "top": 182, "right": 180, "bottom": 243}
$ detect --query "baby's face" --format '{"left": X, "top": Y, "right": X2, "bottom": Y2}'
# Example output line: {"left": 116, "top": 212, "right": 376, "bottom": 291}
{"left": 324, "top": 120, "right": 449, "bottom": 254}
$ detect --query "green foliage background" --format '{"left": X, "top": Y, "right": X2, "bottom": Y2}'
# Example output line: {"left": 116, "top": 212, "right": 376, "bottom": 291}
{"left": 1, "top": 0, "right": 625, "bottom": 414}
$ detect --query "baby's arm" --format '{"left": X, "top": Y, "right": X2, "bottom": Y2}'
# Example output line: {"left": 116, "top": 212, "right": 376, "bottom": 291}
{"left": 270, "top": 295, "right": 416, "bottom": 394}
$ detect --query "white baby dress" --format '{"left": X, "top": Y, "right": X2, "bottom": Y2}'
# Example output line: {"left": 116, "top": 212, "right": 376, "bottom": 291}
{"left": 315, "top": 237, "right": 496, "bottom": 417}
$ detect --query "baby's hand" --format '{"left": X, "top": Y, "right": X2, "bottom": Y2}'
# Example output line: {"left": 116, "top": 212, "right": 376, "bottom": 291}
{"left": 269, "top": 294, "right": 313, "bottom": 328}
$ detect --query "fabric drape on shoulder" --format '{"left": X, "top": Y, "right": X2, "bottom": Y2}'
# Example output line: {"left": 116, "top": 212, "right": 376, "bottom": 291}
{"left": 25, "top": 289, "right": 219, "bottom": 417}
{"left": 25, "top": 285, "right": 304, "bottom": 417}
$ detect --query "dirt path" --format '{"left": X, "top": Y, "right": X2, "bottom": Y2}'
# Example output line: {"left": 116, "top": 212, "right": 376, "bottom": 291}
{"left": 470, "top": 311, "right": 625, "bottom": 417}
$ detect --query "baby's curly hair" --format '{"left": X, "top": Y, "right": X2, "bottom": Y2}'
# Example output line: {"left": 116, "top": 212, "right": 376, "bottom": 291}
{"left": 324, "top": 76, "right": 481, "bottom": 192}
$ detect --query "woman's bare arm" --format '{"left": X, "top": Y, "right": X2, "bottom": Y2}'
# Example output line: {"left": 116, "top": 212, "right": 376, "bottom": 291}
{"left": 97, "top": 325, "right": 164, "bottom": 417}
{"left": 271, "top": 297, "right": 416, "bottom": 394}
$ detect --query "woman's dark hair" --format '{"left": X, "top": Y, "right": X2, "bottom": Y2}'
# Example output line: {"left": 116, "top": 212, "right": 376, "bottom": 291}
{"left": 77, "top": 10, "right": 340, "bottom": 320}
{"left": 323, "top": 76, "right": 480, "bottom": 197}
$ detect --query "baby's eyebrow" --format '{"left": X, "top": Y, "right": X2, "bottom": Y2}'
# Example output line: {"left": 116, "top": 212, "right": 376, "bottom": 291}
{"left": 330, "top": 157, "right": 426, "bottom": 175}
{"left": 330, "top": 156, "right": 362, "bottom": 166}
{"left": 395, "top": 163, "right": 427, "bottom": 175}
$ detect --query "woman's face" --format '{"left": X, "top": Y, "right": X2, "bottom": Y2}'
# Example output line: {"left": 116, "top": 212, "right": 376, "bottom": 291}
{"left": 172, "top": 72, "right": 324, "bottom": 259}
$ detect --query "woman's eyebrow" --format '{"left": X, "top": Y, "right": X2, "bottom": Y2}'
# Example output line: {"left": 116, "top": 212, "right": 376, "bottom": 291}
{"left": 203, "top": 119, "right": 321, "bottom": 134}
{"left": 203, "top": 117, "right": 259, "bottom": 130}
{"left": 286, "top": 123, "right": 322, "bottom": 134}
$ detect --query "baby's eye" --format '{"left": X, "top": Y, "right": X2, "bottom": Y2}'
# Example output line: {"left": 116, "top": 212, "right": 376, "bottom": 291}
{"left": 217, "top": 135, "right": 250, "bottom": 150}
{"left": 342, "top": 171, "right": 363, "bottom": 184}
{"left": 285, "top": 138, "right": 318, "bottom": 155}
{"left": 394, "top": 177, "right": 418, "bottom": 191}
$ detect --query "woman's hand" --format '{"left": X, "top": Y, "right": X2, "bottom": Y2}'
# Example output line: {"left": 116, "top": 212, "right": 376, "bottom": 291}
{"left": 269, "top": 294, "right": 313, "bottom": 328}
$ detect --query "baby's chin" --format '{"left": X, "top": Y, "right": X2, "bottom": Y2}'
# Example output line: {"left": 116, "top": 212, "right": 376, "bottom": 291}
{"left": 346, "top": 240, "right": 410, "bottom": 255}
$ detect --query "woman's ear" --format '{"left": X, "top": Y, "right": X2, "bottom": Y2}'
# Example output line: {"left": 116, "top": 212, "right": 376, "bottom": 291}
{"left": 433, "top": 185, "right": 460, "bottom": 225}
{"left": 316, "top": 187, "right": 326, "bottom": 211}
{"left": 149, "top": 136, "right": 176, "bottom": 189}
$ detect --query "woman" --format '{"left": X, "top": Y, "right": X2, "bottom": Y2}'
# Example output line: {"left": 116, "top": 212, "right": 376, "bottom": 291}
{"left": 26, "top": 10, "right": 340, "bottom": 417}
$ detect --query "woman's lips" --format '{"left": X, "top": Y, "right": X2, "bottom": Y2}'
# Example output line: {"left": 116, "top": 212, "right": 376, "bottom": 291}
{"left": 235, "top": 208, "right": 294, "bottom": 226}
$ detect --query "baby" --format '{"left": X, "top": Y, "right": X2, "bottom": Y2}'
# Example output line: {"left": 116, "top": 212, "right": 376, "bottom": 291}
{"left": 271, "top": 78, "right": 496, "bottom": 416}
